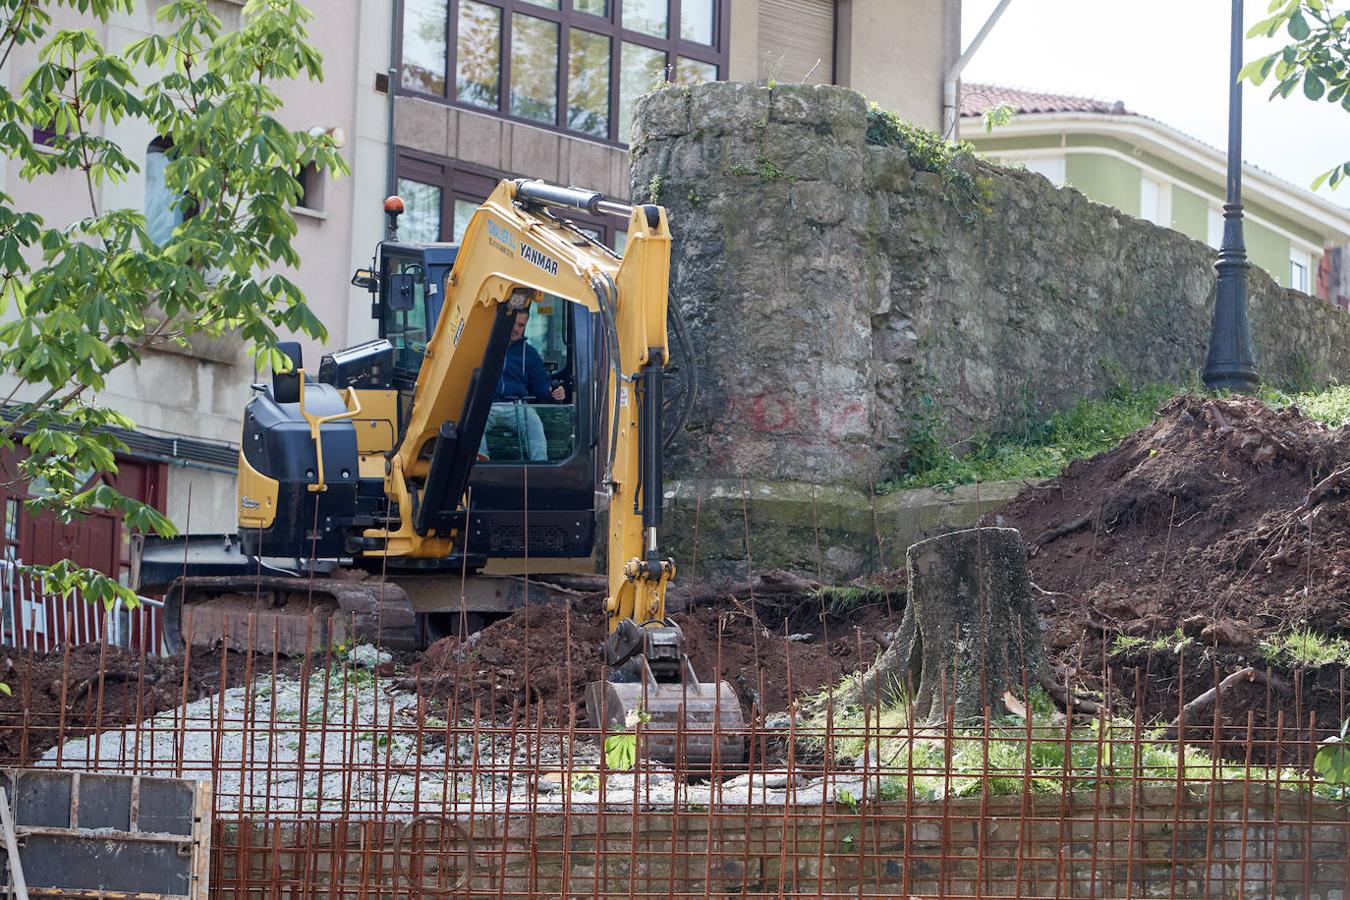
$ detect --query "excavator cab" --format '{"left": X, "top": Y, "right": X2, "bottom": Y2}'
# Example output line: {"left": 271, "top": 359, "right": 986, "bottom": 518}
{"left": 367, "top": 242, "right": 600, "bottom": 571}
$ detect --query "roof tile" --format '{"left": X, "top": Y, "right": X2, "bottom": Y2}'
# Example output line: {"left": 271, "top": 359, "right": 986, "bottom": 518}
{"left": 960, "top": 83, "right": 1128, "bottom": 118}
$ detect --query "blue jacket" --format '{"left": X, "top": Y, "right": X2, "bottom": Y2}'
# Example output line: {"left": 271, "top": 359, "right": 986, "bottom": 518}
{"left": 496, "top": 338, "right": 552, "bottom": 402}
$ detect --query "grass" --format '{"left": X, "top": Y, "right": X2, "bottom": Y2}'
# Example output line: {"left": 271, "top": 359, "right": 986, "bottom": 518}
{"left": 1259, "top": 382, "right": 1350, "bottom": 427}
{"left": 810, "top": 583, "right": 895, "bottom": 616}
{"left": 885, "top": 380, "right": 1350, "bottom": 493}
{"left": 887, "top": 383, "right": 1179, "bottom": 491}
{"left": 802, "top": 689, "right": 1329, "bottom": 802}
{"left": 1259, "top": 627, "right": 1350, "bottom": 668}
{"left": 1110, "top": 628, "right": 1193, "bottom": 657}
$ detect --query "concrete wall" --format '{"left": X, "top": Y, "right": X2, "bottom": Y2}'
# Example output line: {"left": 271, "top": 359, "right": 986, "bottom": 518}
{"left": 836, "top": 0, "right": 961, "bottom": 131}
{"left": 1065, "top": 152, "right": 1141, "bottom": 219}
{"left": 631, "top": 82, "right": 1350, "bottom": 500}
{"left": 217, "top": 784, "right": 1350, "bottom": 899}
{"left": 394, "top": 98, "right": 633, "bottom": 201}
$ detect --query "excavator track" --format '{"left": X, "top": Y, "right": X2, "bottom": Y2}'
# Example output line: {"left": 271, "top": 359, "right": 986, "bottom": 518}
{"left": 163, "top": 575, "right": 420, "bottom": 656}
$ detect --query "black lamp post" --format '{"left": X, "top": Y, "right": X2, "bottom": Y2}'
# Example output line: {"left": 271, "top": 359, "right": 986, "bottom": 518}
{"left": 1203, "top": 0, "right": 1260, "bottom": 392}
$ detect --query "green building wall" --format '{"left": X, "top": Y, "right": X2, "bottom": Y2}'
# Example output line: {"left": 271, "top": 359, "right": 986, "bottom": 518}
{"left": 1172, "top": 186, "right": 1208, "bottom": 243}
{"left": 1065, "top": 153, "right": 1141, "bottom": 218}
{"left": 973, "top": 136, "right": 1316, "bottom": 290}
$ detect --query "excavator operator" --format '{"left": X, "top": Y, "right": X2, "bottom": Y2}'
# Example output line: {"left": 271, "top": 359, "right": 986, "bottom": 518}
{"left": 478, "top": 300, "right": 567, "bottom": 461}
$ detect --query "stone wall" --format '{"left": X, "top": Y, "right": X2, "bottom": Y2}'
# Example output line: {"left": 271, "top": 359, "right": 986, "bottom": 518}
{"left": 632, "top": 82, "right": 1350, "bottom": 494}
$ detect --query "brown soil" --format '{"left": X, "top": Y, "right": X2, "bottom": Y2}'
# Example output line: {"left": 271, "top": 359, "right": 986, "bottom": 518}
{"left": 984, "top": 394, "right": 1350, "bottom": 755}
{"left": 403, "top": 592, "right": 895, "bottom": 724}
{"left": 0, "top": 644, "right": 297, "bottom": 765}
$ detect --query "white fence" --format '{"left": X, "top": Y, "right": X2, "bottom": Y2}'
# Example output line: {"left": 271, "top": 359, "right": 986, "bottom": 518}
{"left": 0, "top": 560, "right": 166, "bottom": 655}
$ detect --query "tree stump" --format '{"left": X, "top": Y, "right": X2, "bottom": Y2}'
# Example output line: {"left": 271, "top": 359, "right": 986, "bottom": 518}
{"left": 832, "top": 527, "right": 1045, "bottom": 722}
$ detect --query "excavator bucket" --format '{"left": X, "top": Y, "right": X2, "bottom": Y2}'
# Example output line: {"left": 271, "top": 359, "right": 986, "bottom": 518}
{"left": 585, "top": 656, "right": 745, "bottom": 766}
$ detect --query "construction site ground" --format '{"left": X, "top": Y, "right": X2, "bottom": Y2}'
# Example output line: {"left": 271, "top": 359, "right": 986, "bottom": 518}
{"left": 5, "top": 393, "right": 1350, "bottom": 769}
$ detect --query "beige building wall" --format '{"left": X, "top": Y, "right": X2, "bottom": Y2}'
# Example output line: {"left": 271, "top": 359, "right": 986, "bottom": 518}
{"left": 0, "top": 0, "right": 373, "bottom": 533}
{"left": 835, "top": 0, "right": 961, "bottom": 131}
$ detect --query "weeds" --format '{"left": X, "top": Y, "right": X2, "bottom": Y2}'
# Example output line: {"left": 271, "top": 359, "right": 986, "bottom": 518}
{"left": 864, "top": 104, "right": 989, "bottom": 222}
{"left": 887, "top": 382, "right": 1179, "bottom": 491}
{"left": 808, "top": 689, "right": 1322, "bottom": 802}
{"left": 810, "top": 583, "right": 891, "bottom": 616}
{"left": 1111, "top": 628, "right": 1193, "bottom": 657}
{"left": 1259, "top": 627, "right": 1350, "bottom": 667}
{"left": 1259, "top": 382, "right": 1350, "bottom": 427}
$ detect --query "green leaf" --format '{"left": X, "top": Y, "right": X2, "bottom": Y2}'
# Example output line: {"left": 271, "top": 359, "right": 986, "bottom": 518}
{"left": 603, "top": 733, "right": 637, "bottom": 771}
{"left": 1316, "top": 739, "right": 1350, "bottom": 786}
{"left": 1239, "top": 53, "right": 1279, "bottom": 84}
{"left": 0, "top": 682, "right": 11, "bottom": 697}
{"left": 1305, "top": 72, "right": 1326, "bottom": 100}
{"left": 1289, "top": 9, "right": 1311, "bottom": 38}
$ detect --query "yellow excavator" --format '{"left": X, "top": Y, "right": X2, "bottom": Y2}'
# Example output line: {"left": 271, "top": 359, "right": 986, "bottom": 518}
{"left": 135, "top": 178, "right": 743, "bottom": 764}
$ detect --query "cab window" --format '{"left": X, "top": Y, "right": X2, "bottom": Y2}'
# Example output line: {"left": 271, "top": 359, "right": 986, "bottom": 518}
{"left": 480, "top": 298, "right": 577, "bottom": 465}
{"left": 381, "top": 257, "right": 430, "bottom": 372}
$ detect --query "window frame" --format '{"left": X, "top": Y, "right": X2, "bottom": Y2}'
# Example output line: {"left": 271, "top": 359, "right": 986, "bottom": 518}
{"left": 395, "top": 0, "right": 729, "bottom": 146}
{"left": 395, "top": 149, "right": 626, "bottom": 249}
{"left": 1289, "top": 248, "right": 1312, "bottom": 293}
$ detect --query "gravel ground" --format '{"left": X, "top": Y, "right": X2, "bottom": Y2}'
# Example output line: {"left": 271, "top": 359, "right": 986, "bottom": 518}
{"left": 39, "top": 669, "right": 862, "bottom": 816}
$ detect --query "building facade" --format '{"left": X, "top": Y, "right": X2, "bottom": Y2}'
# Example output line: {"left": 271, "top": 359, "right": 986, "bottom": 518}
{"left": 0, "top": 0, "right": 961, "bottom": 580}
{"left": 0, "top": 1, "right": 371, "bottom": 579}
{"left": 960, "top": 84, "right": 1350, "bottom": 299}
{"left": 386, "top": 0, "right": 960, "bottom": 246}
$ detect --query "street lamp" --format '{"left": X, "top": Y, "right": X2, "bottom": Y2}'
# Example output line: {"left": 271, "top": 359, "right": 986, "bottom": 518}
{"left": 1203, "top": 0, "right": 1260, "bottom": 392}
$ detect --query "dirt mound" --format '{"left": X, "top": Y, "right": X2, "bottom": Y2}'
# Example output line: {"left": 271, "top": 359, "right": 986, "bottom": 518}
{"left": 405, "top": 592, "right": 893, "bottom": 723}
{"left": 0, "top": 644, "right": 283, "bottom": 765}
{"left": 986, "top": 394, "right": 1350, "bottom": 744}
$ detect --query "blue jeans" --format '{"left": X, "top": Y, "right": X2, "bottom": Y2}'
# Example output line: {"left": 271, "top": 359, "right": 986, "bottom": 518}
{"left": 478, "top": 401, "right": 548, "bottom": 461}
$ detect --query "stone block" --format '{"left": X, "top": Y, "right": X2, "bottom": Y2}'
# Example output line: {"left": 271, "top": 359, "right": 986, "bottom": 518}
{"left": 568, "top": 138, "right": 618, "bottom": 195}
{"left": 792, "top": 181, "right": 850, "bottom": 226}
{"left": 689, "top": 82, "right": 770, "bottom": 137}
{"left": 633, "top": 86, "right": 692, "bottom": 140}
{"left": 509, "top": 125, "right": 560, "bottom": 183}
{"left": 393, "top": 97, "right": 449, "bottom": 156}
{"left": 456, "top": 109, "right": 504, "bottom": 170}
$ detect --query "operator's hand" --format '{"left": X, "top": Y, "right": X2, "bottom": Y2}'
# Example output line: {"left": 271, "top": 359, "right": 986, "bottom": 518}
{"left": 550, "top": 384, "right": 565, "bottom": 401}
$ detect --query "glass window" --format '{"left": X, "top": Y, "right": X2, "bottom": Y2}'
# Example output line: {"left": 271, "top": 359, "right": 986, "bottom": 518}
{"left": 401, "top": 0, "right": 448, "bottom": 95}
{"left": 575, "top": 0, "right": 607, "bottom": 15}
{"left": 522, "top": 0, "right": 559, "bottom": 7}
{"left": 456, "top": 0, "right": 502, "bottom": 109}
{"left": 144, "top": 141, "right": 183, "bottom": 245}
{"left": 4, "top": 498, "right": 18, "bottom": 543}
{"left": 681, "top": 0, "right": 715, "bottom": 44}
{"left": 296, "top": 162, "right": 324, "bottom": 212}
{"left": 452, "top": 198, "right": 479, "bottom": 243}
{"left": 623, "top": 0, "right": 668, "bottom": 37}
{"left": 481, "top": 300, "right": 576, "bottom": 464}
{"left": 674, "top": 57, "right": 716, "bottom": 85}
{"left": 619, "top": 42, "right": 667, "bottom": 143}
{"left": 397, "top": 177, "right": 443, "bottom": 242}
{"left": 510, "top": 13, "right": 559, "bottom": 124}
{"left": 568, "top": 29, "right": 610, "bottom": 138}
{"left": 1290, "top": 249, "right": 1312, "bottom": 292}
{"left": 613, "top": 229, "right": 627, "bottom": 255}
{"left": 382, "top": 257, "right": 431, "bottom": 372}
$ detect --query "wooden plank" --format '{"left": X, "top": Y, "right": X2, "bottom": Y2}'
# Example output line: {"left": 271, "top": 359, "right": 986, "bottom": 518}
{"left": 1, "top": 786, "right": 30, "bottom": 900}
